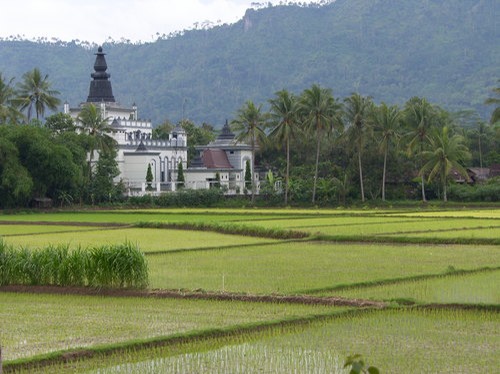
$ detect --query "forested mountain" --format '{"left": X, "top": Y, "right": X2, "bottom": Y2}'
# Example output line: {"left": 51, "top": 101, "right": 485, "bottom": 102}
{"left": 0, "top": 0, "right": 498, "bottom": 126}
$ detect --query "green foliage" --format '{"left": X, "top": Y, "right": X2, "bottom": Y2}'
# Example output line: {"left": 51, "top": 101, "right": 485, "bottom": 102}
{"left": 13, "top": 67, "right": 60, "bottom": 122}
{"left": 177, "top": 161, "right": 185, "bottom": 188}
{"left": 344, "top": 354, "right": 380, "bottom": 374}
{"left": 244, "top": 159, "right": 252, "bottom": 190}
{"left": 448, "top": 178, "right": 500, "bottom": 202}
{"left": 0, "top": 240, "right": 149, "bottom": 289}
{"left": 146, "top": 163, "right": 153, "bottom": 185}
{"left": 0, "top": 72, "right": 23, "bottom": 124}
{"left": 128, "top": 188, "right": 224, "bottom": 207}
{"left": 0, "top": 125, "right": 83, "bottom": 205}
{"left": 90, "top": 147, "right": 122, "bottom": 203}
{"left": 180, "top": 119, "right": 215, "bottom": 163}
{"left": 44, "top": 112, "right": 76, "bottom": 133}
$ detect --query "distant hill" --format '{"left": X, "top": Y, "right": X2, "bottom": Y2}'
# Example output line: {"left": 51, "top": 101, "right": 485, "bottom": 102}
{"left": 0, "top": 0, "right": 498, "bottom": 126}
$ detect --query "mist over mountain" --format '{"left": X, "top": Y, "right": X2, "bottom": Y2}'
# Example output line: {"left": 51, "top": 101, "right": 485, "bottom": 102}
{"left": 1, "top": 0, "right": 498, "bottom": 126}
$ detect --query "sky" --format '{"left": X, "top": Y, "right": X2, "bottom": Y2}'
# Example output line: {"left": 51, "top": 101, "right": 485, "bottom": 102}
{"left": 0, "top": 0, "right": 317, "bottom": 44}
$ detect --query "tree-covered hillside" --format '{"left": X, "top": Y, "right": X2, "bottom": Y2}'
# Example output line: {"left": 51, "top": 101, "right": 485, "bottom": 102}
{"left": 0, "top": 0, "right": 498, "bottom": 125}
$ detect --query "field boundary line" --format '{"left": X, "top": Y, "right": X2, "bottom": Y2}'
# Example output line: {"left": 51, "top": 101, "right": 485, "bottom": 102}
{"left": 0, "top": 221, "right": 129, "bottom": 227}
{"left": 0, "top": 285, "right": 386, "bottom": 308}
{"left": 298, "top": 266, "right": 500, "bottom": 295}
{"left": 310, "top": 234, "right": 500, "bottom": 245}
{"left": 143, "top": 240, "right": 287, "bottom": 256}
{"left": 374, "top": 225, "right": 500, "bottom": 236}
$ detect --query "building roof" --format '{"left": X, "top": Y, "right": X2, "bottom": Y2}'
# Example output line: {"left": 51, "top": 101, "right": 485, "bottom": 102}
{"left": 87, "top": 47, "right": 115, "bottom": 103}
{"left": 202, "top": 149, "right": 233, "bottom": 169}
{"left": 490, "top": 164, "right": 500, "bottom": 177}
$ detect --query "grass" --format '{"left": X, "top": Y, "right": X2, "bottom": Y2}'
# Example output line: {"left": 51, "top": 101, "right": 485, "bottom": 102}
{"left": 0, "top": 241, "right": 148, "bottom": 288}
{"left": 0, "top": 292, "right": 346, "bottom": 361}
{"left": 146, "top": 241, "right": 499, "bottom": 293}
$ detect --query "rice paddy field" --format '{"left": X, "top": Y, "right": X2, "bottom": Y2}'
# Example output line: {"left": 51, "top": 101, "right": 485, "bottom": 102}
{"left": 0, "top": 206, "right": 498, "bottom": 373}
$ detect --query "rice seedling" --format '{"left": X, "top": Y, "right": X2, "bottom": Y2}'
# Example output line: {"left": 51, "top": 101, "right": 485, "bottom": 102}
{"left": 147, "top": 241, "right": 499, "bottom": 294}
{"left": 14, "top": 308, "right": 498, "bottom": 374}
{"left": 2, "top": 228, "right": 277, "bottom": 253}
{"left": 319, "top": 270, "right": 500, "bottom": 304}
{"left": 0, "top": 224, "right": 100, "bottom": 236}
{"left": 0, "top": 292, "right": 344, "bottom": 362}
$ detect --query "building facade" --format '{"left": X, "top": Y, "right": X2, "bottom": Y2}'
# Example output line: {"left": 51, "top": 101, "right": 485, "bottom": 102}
{"left": 64, "top": 47, "right": 187, "bottom": 195}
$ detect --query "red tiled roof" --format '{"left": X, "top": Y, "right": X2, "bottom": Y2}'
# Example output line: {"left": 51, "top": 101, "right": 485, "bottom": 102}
{"left": 202, "top": 149, "right": 233, "bottom": 169}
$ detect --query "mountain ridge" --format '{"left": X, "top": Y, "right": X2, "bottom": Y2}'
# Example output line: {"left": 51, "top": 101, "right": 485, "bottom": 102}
{"left": 0, "top": 0, "right": 498, "bottom": 126}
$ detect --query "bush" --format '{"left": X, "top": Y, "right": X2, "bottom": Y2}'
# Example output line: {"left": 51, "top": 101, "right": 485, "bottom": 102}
{"left": 448, "top": 178, "right": 500, "bottom": 202}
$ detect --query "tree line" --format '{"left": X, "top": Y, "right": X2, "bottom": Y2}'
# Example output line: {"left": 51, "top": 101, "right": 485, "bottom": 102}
{"left": 0, "top": 69, "right": 121, "bottom": 208}
{"left": 231, "top": 84, "right": 499, "bottom": 205}
{"left": 0, "top": 69, "right": 499, "bottom": 208}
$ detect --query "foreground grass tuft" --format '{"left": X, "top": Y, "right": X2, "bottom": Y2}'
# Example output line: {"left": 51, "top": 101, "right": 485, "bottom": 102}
{"left": 0, "top": 240, "right": 149, "bottom": 289}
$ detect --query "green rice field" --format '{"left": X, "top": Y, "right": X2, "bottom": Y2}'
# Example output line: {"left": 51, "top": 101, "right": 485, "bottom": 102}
{"left": 0, "top": 207, "right": 498, "bottom": 373}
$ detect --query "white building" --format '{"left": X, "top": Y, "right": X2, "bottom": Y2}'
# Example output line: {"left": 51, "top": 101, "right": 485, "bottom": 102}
{"left": 184, "top": 120, "right": 258, "bottom": 194}
{"left": 64, "top": 47, "right": 187, "bottom": 195}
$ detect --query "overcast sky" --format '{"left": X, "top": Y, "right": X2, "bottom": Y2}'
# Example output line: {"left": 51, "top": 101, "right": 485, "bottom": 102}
{"left": 0, "top": 0, "right": 316, "bottom": 44}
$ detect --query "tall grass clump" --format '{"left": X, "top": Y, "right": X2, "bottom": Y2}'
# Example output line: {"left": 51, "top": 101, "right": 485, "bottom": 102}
{"left": 0, "top": 240, "right": 148, "bottom": 289}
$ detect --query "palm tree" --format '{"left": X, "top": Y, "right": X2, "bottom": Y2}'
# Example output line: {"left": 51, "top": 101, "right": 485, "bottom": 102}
{"left": 403, "top": 97, "right": 438, "bottom": 202}
{"left": 231, "top": 101, "right": 268, "bottom": 203}
{"left": 343, "top": 93, "right": 374, "bottom": 202}
{"left": 14, "top": 68, "right": 60, "bottom": 122}
{"left": 299, "top": 84, "right": 343, "bottom": 204}
{"left": 268, "top": 89, "right": 299, "bottom": 205}
{"left": 77, "top": 103, "right": 116, "bottom": 179}
{"left": 0, "top": 73, "right": 23, "bottom": 124}
{"left": 420, "top": 126, "right": 471, "bottom": 202}
{"left": 371, "top": 103, "right": 402, "bottom": 201}
{"left": 484, "top": 83, "right": 500, "bottom": 125}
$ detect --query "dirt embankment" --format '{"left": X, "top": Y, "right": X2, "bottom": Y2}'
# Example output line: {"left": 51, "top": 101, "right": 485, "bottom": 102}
{"left": 0, "top": 285, "right": 387, "bottom": 308}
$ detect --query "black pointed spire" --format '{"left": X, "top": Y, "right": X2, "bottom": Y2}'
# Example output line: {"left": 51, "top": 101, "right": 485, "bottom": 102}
{"left": 87, "top": 46, "right": 115, "bottom": 103}
{"left": 218, "top": 119, "right": 235, "bottom": 141}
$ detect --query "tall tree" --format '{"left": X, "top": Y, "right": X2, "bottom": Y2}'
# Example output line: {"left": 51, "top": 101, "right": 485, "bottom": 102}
{"left": 485, "top": 83, "right": 500, "bottom": 125}
{"left": 371, "top": 103, "right": 402, "bottom": 201}
{"left": 0, "top": 73, "right": 23, "bottom": 124}
{"left": 420, "top": 126, "right": 471, "bottom": 202}
{"left": 299, "top": 84, "right": 342, "bottom": 204}
{"left": 231, "top": 101, "right": 268, "bottom": 203}
{"left": 76, "top": 104, "right": 116, "bottom": 180}
{"left": 268, "top": 89, "right": 299, "bottom": 205}
{"left": 343, "top": 93, "right": 373, "bottom": 202}
{"left": 14, "top": 68, "right": 60, "bottom": 122}
{"left": 403, "top": 97, "right": 439, "bottom": 202}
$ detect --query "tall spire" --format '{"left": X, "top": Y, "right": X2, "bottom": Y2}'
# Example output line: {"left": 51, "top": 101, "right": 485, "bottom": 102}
{"left": 87, "top": 46, "right": 115, "bottom": 103}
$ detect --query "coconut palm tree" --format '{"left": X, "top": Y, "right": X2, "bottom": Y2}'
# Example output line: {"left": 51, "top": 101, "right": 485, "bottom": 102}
{"left": 485, "top": 83, "right": 500, "bottom": 125}
{"left": 14, "top": 68, "right": 60, "bottom": 122}
{"left": 231, "top": 101, "right": 268, "bottom": 203}
{"left": 299, "top": 84, "right": 343, "bottom": 204}
{"left": 371, "top": 103, "right": 402, "bottom": 201}
{"left": 343, "top": 93, "right": 374, "bottom": 202}
{"left": 268, "top": 89, "right": 299, "bottom": 205}
{"left": 403, "top": 97, "right": 439, "bottom": 202}
{"left": 0, "top": 73, "right": 23, "bottom": 124}
{"left": 420, "top": 126, "right": 471, "bottom": 202}
{"left": 77, "top": 103, "right": 115, "bottom": 179}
